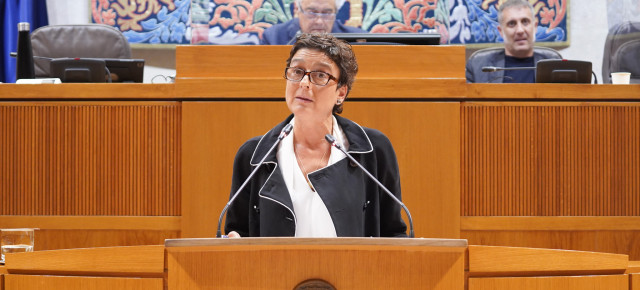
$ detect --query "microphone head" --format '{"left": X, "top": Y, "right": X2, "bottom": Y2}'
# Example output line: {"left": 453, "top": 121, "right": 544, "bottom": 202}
{"left": 278, "top": 123, "right": 293, "bottom": 139}
{"left": 324, "top": 134, "right": 336, "bottom": 144}
{"left": 282, "top": 123, "right": 293, "bottom": 134}
{"left": 287, "top": 31, "right": 302, "bottom": 45}
{"left": 481, "top": 66, "right": 498, "bottom": 72}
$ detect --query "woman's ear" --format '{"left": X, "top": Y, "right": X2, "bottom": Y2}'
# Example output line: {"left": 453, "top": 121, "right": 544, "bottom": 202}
{"left": 336, "top": 85, "right": 348, "bottom": 102}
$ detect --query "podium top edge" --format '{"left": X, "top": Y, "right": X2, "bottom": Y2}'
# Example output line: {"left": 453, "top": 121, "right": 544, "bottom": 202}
{"left": 164, "top": 237, "right": 468, "bottom": 248}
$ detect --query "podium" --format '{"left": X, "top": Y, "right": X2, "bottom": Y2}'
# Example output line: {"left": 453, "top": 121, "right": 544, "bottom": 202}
{"left": 165, "top": 238, "right": 467, "bottom": 289}
{"left": 0, "top": 238, "right": 466, "bottom": 290}
{"left": 3, "top": 239, "right": 638, "bottom": 290}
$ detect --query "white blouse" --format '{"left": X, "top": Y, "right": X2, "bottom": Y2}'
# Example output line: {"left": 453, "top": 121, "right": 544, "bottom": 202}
{"left": 276, "top": 116, "right": 349, "bottom": 237}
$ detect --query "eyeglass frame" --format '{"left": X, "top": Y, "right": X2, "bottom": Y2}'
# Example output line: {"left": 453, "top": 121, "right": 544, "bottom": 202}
{"left": 298, "top": 7, "right": 336, "bottom": 20}
{"left": 284, "top": 67, "right": 339, "bottom": 86}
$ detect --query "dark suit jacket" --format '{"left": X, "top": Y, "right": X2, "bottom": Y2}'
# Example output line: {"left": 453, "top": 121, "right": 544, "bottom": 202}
{"left": 260, "top": 18, "right": 366, "bottom": 45}
{"left": 466, "top": 48, "right": 562, "bottom": 83}
{"left": 224, "top": 114, "right": 407, "bottom": 237}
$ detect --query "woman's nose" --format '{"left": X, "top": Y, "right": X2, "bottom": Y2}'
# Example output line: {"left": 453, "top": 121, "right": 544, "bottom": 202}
{"left": 299, "top": 74, "right": 311, "bottom": 87}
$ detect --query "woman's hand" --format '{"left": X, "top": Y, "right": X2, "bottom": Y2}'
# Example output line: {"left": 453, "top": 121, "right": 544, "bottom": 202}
{"left": 226, "top": 231, "right": 241, "bottom": 238}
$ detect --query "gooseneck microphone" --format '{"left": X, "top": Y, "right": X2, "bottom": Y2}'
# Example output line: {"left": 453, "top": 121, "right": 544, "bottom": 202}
{"left": 481, "top": 66, "right": 536, "bottom": 72}
{"left": 324, "top": 134, "right": 415, "bottom": 238}
{"left": 286, "top": 30, "right": 302, "bottom": 45}
{"left": 215, "top": 123, "right": 293, "bottom": 238}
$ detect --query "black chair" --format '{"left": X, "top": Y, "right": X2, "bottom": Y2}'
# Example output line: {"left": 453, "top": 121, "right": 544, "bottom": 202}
{"left": 30, "top": 24, "right": 132, "bottom": 78}
{"left": 468, "top": 46, "right": 562, "bottom": 62}
{"left": 602, "top": 21, "right": 640, "bottom": 84}
{"left": 466, "top": 46, "right": 562, "bottom": 83}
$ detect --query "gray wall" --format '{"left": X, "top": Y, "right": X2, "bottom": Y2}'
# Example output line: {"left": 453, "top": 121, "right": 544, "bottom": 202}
{"left": 557, "top": 1, "right": 609, "bottom": 82}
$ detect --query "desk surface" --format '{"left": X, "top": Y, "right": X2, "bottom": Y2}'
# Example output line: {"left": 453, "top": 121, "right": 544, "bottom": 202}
{"left": 2, "top": 83, "right": 640, "bottom": 100}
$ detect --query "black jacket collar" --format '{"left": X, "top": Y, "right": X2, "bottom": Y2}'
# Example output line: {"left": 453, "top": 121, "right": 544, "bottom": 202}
{"left": 250, "top": 114, "right": 373, "bottom": 165}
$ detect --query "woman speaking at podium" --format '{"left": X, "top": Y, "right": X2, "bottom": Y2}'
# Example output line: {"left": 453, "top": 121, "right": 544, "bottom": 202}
{"left": 224, "top": 33, "right": 407, "bottom": 238}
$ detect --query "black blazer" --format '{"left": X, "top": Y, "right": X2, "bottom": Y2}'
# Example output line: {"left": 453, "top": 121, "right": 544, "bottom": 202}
{"left": 225, "top": 114, "right": 407, "bottom": 237}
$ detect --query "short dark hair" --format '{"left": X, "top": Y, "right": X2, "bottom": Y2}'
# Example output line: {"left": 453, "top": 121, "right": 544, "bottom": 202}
{"left": 498, "top": 0, "right": 535, "bottom": 24}
{"left": 286, "top": 33, "right": 358, "bottom": 114}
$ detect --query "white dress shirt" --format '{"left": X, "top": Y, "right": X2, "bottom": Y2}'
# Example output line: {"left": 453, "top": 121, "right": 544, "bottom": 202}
{"left": 277, "top": 116, "right": 349, "bottom": 237}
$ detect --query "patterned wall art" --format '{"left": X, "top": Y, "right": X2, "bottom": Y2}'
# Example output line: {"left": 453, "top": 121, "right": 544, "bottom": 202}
{"left": 448, "top": 0, "right": 568, "bottom": 45}
{"left": 91, "top": 0, "right": 568, "bottom": 45}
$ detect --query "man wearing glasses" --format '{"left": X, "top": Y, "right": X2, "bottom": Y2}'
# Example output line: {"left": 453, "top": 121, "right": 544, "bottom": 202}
{"left": 260, "top": 0, "right": 366, "bottom": 45}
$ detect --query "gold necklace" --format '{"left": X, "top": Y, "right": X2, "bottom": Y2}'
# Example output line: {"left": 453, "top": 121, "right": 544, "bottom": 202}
{"left": 295, "top": 145, "right": 329, "bottom": 191}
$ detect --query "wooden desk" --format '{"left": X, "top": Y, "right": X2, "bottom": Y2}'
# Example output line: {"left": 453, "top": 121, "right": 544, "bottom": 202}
{"left": 2, "top": 245, "right": 164, "bottom": 290}
{"left": 467, "top": 245, "right": 630, "bottom": 290}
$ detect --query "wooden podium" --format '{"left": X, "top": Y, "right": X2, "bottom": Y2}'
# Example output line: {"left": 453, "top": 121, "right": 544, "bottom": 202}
{"left": 165, "top": 238, "right": 467, "bottom": 289}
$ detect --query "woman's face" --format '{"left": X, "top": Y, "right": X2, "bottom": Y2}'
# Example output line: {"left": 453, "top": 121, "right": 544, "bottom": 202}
{"left": 285, "top": 48, "right": 347, "bottom": 122}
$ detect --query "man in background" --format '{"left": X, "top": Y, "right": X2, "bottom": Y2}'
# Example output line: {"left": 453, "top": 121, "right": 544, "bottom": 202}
{"left": 260, "top": 0, "right": 366, "bottom": 45}
{"left": 465, "top": 0, "right": 561, "bottom": 83}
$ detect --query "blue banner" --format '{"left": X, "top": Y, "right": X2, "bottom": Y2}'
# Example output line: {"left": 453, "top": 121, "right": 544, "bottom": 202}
{"left": 1, "top": 0, "right": 48, "bottom": 83}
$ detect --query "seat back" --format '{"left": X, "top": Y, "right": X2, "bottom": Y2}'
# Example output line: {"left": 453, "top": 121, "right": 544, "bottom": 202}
{"left": 468, "top": 46, "right": 562, "bottom": 62}
{"left": 602, "top": 21, "right": 640, "bottom": 84}
{"left": 466, "top": 46, "right": 562, "bottom": 83}
{"left": 31, "top": 24, "right": 131, "bottom": 77}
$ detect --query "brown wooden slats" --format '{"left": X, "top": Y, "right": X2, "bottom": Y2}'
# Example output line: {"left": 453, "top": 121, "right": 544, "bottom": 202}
{"left": 175, "top": 45, "right": 466, "bottom": 79}
{"left": 0, "top": 103, "right": 181, "bottom": 216}
{"left": 462, "top": 104, "right": 640, "bottom": 216}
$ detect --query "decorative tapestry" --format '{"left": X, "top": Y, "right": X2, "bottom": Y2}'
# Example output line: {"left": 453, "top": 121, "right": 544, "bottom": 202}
{"left": 90, "top": 0, "right": 568, "bottom": 45}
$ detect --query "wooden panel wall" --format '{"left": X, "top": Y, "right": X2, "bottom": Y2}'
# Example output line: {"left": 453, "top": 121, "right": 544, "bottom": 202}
{"left": 174, "top": 46, "right": 466, "bottom": 99}
{"left": 176, "top": 45, "right": 466, "bottom": 79}
{"left": 181, "top": 101, "right": 460, "bottom": 239}
{"left": 461, "top": 101, "right": 640, "bottom": 260}
{"left": 0, "top": 102, "right": 182, "bottom": 250}
{"left": 177, "top": 44, "right": 466, "bottom": 239}
{"left": 462, "top": 103, "right": 640, "bottom": 216}
{"left": 0, "top": 102, "right": 182, "bottom": 216}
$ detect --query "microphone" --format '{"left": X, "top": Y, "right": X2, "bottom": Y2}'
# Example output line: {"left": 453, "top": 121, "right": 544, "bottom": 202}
{"left": 324, "top": 134, "right": 415, "bottom": 238}
{"left": 286, "top": 30, "right": 302, "bottom": 45}
{"left": 10, "top": 52, "right": 53, "bottom": 60}
{"left": 215, "top": 123, "right": 293, "bottom": 238}
{"left": 482, "top": 66, "right": 536, "bottom": 72}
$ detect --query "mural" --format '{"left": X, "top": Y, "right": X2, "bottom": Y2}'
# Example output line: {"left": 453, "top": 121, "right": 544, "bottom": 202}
{"left": 92, "top": 0, "right": 191, "bottom": 44}
{"left": 91, "top": 0, "right": 568, "bottom": 45}
{"left": 448, "top": 0, "right": 567, "bottom": 44}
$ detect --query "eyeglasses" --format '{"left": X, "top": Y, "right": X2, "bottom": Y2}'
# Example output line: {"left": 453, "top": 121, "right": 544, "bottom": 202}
{"left": 284, "top": 67, "right": 338, "bottom": 86}
{"left": 299, "top": 9, "right": 336, "bottom": 20}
